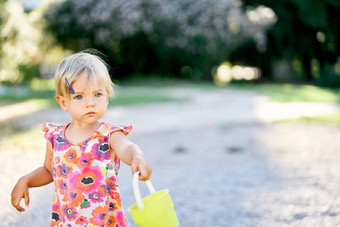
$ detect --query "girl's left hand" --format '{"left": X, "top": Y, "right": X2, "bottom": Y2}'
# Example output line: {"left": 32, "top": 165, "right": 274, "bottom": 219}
{"left": 131, "top": 154, "right": 152, "bottom": 181}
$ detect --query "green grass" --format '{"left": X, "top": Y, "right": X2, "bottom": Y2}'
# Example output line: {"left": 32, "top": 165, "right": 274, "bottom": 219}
{"left": 120, "top": 78, "right": 340, "bottom": 103}
{"left": 278, "top": 111, "right": 340, "bottom": 126}
{"left": 2, "top": 79, "right": 340, "bottom": 108}
{"left": 0, "top": 122, "right": 26, "bottom": 136}
{"left": 230, "top": 83, "right": 340, "bottom": 103}
{"left": 1, "top": 77, "right": 186, "bottom": 107}
{"left": 110, "top": 91, "right": 182, "bottom": 106}
{"left": 3, "top": 79, "right": 340, "bottom": 149}
{"left": 117, "top": 74, "right": 218, "bottom": 90}
{"left": 231, "top": 83, "right": 340, "bottom": 125}
{"left": 0, "top": 79, "right": 185, "bottom": 151}
{"left": 0, "top": 122, "right": 44, "bottom": 151}
{"left": 9, "top": 127, "right": 44, "bottom": 151}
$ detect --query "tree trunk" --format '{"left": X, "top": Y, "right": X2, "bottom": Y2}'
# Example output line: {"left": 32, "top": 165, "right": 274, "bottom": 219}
{"left": 301, "top": 53, "right": 313, "bottom": 81}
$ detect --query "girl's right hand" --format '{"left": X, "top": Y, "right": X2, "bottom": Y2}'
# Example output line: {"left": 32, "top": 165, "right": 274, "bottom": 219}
{"left": 11, "top": 177, "right": 30, "bottom": 212}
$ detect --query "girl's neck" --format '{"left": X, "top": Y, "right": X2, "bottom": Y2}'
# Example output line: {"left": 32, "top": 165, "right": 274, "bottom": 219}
{"left": 69, "top": 121, "right": 101, "bottom": 131}
{"left": 65, "top": 121, "right": 102, "bottom": 144}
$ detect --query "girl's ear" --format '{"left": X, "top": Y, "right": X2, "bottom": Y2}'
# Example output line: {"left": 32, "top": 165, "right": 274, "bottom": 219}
{"left": 106, "top": 90, "right": 110, "bottom": 102}
{"left": 56, "top": 95, "right": 69, "bottom": 112}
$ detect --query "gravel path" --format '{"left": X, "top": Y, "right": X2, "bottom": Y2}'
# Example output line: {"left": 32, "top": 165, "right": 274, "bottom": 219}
{"left": 1, "top": 87, "right": 340, "bottom": 226}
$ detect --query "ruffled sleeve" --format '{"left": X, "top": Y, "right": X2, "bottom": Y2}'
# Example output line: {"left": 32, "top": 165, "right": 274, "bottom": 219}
{"left": 98, "top": 123, "right": 132, "bottom": 138}
{"left": 109, "top": 124, "right": 132, "bottom": 136}
{"left": 41, "top": 122, "right": 58, "bottom": 145}
{"left": 101, "top": 123, "right": 132, "bottom": 175}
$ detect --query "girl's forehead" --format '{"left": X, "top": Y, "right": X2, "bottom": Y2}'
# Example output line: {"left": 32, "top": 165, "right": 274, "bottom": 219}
{"left": 72, "top": 73, "right": 105, "bottom": 91}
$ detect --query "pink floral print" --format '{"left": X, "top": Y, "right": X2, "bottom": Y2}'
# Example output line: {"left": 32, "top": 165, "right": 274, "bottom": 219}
{"left": 42, "top": 122, "right": 132, "bottom": 226}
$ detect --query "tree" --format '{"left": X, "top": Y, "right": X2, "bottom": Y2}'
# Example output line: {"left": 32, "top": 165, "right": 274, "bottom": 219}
{"left": 242, "top": 0, "right": 340, "bottom": 86}
{"left": 0, "top": 0, "right": 44, "bottom": 84}
{"left": 43, "top": 0, "right": 276, "bottom": 79}
{"left": 0, "top": 0, "right": 7, "bottom": 59}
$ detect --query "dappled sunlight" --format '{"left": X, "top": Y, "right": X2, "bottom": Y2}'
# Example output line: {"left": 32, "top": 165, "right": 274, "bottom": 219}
{"left": 231, "top": 65, "right": 261, "bottom": 80}
{"left": 316, "top": 31, "right": 326, "bottom": 43}
{"left": 212, "top": 62, "right": 261, "bottom": 85}
{"left": 253, "top": 96, "right": 340, "bottom": 123}
{"left": 214, "top": 64, "right": 233, "bottom": 84}
{"left": 246, "top": 5, "right": 277, "bottom": 24}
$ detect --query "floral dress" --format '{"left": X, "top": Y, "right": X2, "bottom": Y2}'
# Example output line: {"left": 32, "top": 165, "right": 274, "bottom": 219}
{"left": 42, "top": 122, "right": 132, "bottom": 227}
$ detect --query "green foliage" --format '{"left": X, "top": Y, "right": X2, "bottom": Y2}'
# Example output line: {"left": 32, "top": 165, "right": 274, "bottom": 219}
{"left": 18, "top": 63, "right": 41, "bottom": 84}
{"left": 112, "top": 33, "right": 160, "bottom": 76}
{"left": 43, "top": 0, "right": 275, "bottom": 79}
{"left": 0, "top": 0, "right": 6, "bottom": 55}
{"left": 110, "top": 89, "right": 183, "bottom": 106}
{"left": 242, "top": 0, "right": 340, "bottom": 86}
{"left": 0, "top": 1, "right": 46, "bottom": 84}
{"left": 279, "top": 111, "right": 340, "bottom": 126}
{"left": 295, "top": 0, "right": 328, "bottom": 29}
{"left": 315, "top": 70, "right": 340, "bottom": 88}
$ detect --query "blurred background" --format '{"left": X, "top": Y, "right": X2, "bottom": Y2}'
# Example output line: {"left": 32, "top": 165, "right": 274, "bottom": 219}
{"left": 1, "top": 0, "right": 339, "bottom": 86}
{"left": 1, "top": 0, "right": 340, "bottom": 226}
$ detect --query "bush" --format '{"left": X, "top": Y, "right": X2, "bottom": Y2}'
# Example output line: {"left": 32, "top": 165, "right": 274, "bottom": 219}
{"left": 315, "top": 65, "right": 340, "bottom": 88}
{"left": 18, "top": 63, "right": 41, "bottom": 84}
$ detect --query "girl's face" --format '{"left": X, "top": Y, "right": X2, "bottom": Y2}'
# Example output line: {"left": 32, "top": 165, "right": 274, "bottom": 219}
{"left": 58, "top": 71, "right": 109, "bottom": 126}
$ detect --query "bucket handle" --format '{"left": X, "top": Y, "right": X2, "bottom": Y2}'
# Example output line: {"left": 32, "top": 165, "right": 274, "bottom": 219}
{"left": 133, "top": 171, "right": 156, "bottom": 210}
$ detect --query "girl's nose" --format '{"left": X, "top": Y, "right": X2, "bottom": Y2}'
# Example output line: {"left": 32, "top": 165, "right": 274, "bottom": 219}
{"left": 86, "top": 96, "right": 95, "bottom": 107}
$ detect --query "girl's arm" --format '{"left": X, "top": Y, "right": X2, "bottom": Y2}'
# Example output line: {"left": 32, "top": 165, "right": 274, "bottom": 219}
{"left": 110, "top": 131, "right": 152, "bottom": 181}
{"left": 11, "top": 142, "right": 53, "bottom": 212}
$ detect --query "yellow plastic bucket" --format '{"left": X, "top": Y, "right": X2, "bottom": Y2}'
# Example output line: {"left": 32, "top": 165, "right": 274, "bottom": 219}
{"left": 128, "top": 172, "right": 179, "bottom": 227}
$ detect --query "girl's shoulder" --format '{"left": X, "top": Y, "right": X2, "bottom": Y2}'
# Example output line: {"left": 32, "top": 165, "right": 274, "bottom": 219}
{"left": 41, "top": 122, "right": 67, "bottom": 140}
{"left": 41, "top": 122, "right": 64, "bottom": 133}
{"left": 99, "top": 122, "right": 132, "bottom": 136}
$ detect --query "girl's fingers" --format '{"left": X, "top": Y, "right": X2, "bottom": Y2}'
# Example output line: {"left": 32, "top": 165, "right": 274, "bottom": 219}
{"left": 131, "top": 164, "right": 138, "bottom": 175}
{"left": 131, "top": 161, "right": 152, "bottom": 181}
{"left": 12, "top": 197, "right": 25, "bottom": 212}
{"left": 138, "top": 166, "right": 146, "bottom": 180}
{"left": 139, "top": 166, "right": 151, "bottom": 181}
{"left": 24, "top": 191, "right": 30, "bottom": 207}
{"left": 131, "top": 165, "right": 146, "bottom": 180}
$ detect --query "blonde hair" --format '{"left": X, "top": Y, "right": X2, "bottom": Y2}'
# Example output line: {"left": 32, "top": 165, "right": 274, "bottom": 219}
{"left": 55, "top": 51, "right": 115, "bottom": 99}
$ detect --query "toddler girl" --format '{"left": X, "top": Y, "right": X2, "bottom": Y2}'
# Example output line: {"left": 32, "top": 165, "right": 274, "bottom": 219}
{"left": 11, "top": 51, "right": 152, "bottom": 226}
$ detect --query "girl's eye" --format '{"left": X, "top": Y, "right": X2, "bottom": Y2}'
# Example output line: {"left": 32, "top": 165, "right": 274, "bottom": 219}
{"left": 95, "top": 93, "right": 102, "bottom": 97}
{"left": 75, "top": 95, "right": 82, "bottom": 100}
